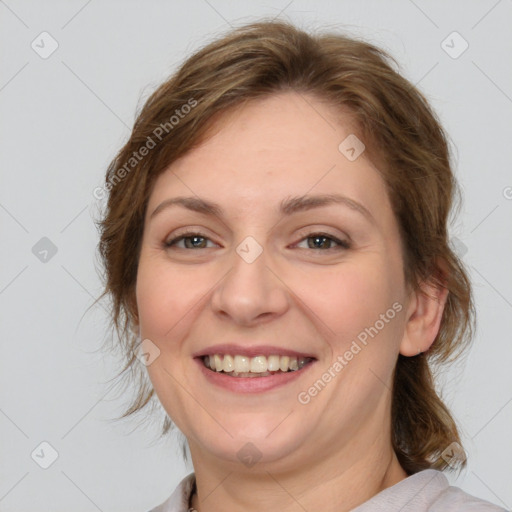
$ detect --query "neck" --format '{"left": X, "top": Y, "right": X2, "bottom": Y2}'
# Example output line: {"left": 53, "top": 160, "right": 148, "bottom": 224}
{"left": 188, "top": 428, "right": 408, "bottom": 512}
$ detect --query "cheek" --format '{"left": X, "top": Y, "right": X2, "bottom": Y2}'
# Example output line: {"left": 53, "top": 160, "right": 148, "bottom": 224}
{"left": 135, "top": 255, "right": 204, "bottom": 343}
{"left": 300, "top": 259, "right": 397, "bottom": 342}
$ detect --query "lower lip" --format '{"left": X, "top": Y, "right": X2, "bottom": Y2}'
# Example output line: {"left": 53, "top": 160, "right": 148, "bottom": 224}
{"left": 194, "top": 357, "right": 316, "bottom": 393}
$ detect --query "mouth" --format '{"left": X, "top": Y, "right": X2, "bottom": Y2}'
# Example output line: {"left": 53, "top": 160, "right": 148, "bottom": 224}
{"left": 193, "top": 345, "right": 318, "bottom": 393}
{"left": 200, "top": 353, "right": 315, "bottom": 378}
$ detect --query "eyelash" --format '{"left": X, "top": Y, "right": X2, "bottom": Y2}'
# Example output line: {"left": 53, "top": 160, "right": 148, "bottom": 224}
{"left": 164, "top": 231, "right": 351, "bottom": 251}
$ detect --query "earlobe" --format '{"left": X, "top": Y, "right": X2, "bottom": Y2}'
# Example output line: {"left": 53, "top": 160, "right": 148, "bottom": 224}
{"left": 399, "top": 279, "right": 449, "bottom": 357}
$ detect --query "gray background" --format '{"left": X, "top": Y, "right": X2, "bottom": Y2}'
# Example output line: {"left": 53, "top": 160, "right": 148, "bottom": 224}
{"left": 1, "top": 0, "right": 511, "bottom": 510}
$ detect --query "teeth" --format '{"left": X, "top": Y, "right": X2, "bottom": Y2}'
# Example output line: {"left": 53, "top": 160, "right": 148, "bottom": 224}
{"left": 203, "top": 354, "right": 312, "bottom": 374}
{"left": 234, "top": 355, "right": 250, "bottom": 373}
{"left": 267, "top": 355, "right": 280, "bottom": 371}
{"left": 222, "top": 354, "right": 234, "bottom": 372}
{"left": 250, "top": 356, "right": 267, "bottom": 373}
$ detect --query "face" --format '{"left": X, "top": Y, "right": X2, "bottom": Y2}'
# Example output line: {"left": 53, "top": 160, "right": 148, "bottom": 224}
{"left": 136, "top": 91, "right": 411, "bottom": 472}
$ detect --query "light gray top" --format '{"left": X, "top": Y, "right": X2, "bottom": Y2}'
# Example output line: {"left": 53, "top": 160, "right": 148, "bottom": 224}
{"left": 148, "top": 469, "right": 509, "bottom": 511}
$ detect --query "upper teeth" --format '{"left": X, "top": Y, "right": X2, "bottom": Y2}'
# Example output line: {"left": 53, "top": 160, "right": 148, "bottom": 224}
{"left": 203, "top": 354, "right": 312, "bottom": 373}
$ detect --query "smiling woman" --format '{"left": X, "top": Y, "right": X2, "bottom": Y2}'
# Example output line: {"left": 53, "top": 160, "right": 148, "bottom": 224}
{"left": 96, "top": 19, "right": 506, "bottom": 512}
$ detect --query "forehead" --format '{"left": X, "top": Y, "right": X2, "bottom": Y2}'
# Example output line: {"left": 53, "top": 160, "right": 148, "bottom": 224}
{"left": 147, "top": 91, "right": 391, "bottom": 223}
{"left": 190, "top": 91, "right": 359, "bottom": 161}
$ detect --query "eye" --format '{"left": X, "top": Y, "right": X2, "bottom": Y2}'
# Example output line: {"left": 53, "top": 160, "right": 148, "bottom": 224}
{"left": 295, "top": 232, "right": 351, "bottom": 251}
{"left": 163, "top": 231, "right": 351, "bottom": 251}
{"left": 164, "top": 232, "right": 216, "bottom": 249}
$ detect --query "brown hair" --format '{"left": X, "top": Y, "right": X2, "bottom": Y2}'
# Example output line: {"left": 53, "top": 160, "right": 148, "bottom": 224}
{"left": 96, "top": 18, "right": 475, "bottom": 474}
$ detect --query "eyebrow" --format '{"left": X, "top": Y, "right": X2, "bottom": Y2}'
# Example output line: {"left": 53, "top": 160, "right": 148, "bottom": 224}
{"left": 149, "top": 193, "right": 375, "bottom": 224}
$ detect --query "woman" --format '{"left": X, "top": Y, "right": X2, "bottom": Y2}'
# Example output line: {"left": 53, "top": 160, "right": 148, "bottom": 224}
{"left": 97, "top": 19, "right": 507, "bottom": 512}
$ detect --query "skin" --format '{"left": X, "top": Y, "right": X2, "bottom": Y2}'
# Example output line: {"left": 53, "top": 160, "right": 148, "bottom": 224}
{"left": 135, "top": 91, "right": 448, "bottom": 512}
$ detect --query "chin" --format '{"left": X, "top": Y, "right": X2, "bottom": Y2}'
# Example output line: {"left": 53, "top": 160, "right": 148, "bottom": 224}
{"left": 192, "top": 418, "right": 311, "bottom": 468}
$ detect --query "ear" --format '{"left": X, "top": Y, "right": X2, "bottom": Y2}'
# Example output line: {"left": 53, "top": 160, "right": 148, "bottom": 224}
{"left": 399, "top": 275, "right": 449, "bottom": 357}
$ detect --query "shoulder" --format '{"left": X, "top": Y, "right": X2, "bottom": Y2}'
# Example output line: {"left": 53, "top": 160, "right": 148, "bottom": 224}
{"left": 146, "top": 472, "right": 196, "bottom": 512}
{"left": 352, "top": 469, "right": 508, "bottom": 511}
{"left": 430, "top": 480, "right": 509, "bottom": 511}
{"left": 146, "top": 469, "right": 508, "bottom": 512}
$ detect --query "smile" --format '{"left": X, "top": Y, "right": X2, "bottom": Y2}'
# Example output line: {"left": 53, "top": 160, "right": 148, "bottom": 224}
{"left": 194, "top": 352, "right": 317, "bottom": 393}
{"left": 202, "top": 354, "right": 314, "bottom": 377}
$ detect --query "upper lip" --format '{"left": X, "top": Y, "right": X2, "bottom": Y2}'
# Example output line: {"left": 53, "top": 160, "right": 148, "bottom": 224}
{"left": 193, "top": 344, "right": 317, "bottom": 359}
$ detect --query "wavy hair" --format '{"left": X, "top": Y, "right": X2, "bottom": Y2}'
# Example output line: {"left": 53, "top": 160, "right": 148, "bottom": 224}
{"left": 95, "top": 19, "right": 475, "bottom": 474}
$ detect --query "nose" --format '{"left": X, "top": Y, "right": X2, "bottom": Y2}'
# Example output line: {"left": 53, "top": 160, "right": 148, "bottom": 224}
{"left": 210, "top": 242, "right": 289, "bottom": 326}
